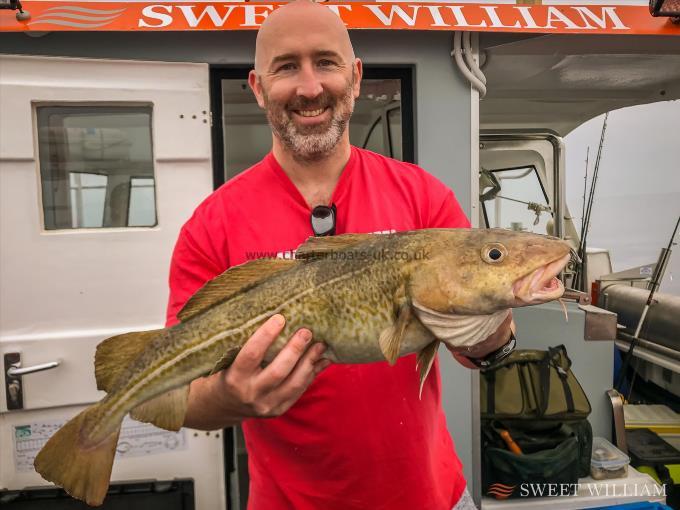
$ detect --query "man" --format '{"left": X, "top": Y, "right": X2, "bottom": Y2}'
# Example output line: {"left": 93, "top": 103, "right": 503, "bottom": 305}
{"left": 166, "top": 1, "right": 514, "bottom": 508}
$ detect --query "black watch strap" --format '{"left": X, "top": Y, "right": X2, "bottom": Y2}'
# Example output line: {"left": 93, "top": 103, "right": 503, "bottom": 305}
{"left": 464, "top": 331, "right": 516, "bottom": 370}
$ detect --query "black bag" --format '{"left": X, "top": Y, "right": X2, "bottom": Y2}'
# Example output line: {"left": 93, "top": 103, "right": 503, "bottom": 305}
{"left": 480, "top": 345, "right": 593, "bottom": 499}
{"left": 482, "top": 420, "right": 593, "bottom": 498}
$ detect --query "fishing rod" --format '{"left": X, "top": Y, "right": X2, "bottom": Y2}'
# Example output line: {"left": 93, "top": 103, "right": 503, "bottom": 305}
{"left": 575, "top": 113, "right": 608, "bottom": 291}
{"left": 580, "top": 147, "right": 590, "bottom": 239}
{"left": 615, "top": 214, "right": 680, "bottom": 393}
{"left": 575, "top": 148, "right": 590, "bottom": 290}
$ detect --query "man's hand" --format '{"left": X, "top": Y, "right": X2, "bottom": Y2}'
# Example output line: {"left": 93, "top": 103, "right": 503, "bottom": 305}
{"left": 183, "top": 314, "right": 331, "bottom": 429}
{"left": 449, "top": 311, "right": 515, "bottom": 370}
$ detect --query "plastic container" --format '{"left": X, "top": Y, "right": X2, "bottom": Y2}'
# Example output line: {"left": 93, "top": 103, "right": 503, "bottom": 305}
{"left": 591, "top": 437, "right": 630, "bottom": 480}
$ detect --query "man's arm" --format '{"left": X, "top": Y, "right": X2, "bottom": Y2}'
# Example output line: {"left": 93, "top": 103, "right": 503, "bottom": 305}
{"left": 167, "top": 223, "right": 329, "bottom": 430}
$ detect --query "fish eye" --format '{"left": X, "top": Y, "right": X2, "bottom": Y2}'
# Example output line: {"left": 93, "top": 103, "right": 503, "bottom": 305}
{"left": 481, "top": 243, "right": 507, "bottom": 264}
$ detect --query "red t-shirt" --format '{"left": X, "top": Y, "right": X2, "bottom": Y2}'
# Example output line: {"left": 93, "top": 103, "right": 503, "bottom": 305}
{"left": 166, "top": 146, "right": 471, "bottom": 510}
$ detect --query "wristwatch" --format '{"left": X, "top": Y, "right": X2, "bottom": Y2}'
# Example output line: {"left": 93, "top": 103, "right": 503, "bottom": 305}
{"left": 463, "top": 331, "right": 516, "bottom": 370}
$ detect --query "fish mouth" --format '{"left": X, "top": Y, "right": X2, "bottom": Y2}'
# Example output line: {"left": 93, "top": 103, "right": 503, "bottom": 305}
{"left": 512, "top": 253, "right": 570, "bottom": 306}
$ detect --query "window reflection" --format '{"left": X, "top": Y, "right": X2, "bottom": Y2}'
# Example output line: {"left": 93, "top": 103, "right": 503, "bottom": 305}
{"left": 387, "top": 107, "right": 402, "bottom": 160}
{"left": 68, "top": 173, "right": 107, "bottom": 228}
{"left": 363, "top": 116, "right": 385, "bottom": 155}
{"left": 128, "top": 178, "right": 156, "bottom": 227}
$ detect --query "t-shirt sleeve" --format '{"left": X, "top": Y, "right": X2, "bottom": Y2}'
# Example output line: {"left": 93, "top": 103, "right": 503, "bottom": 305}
{"left": 426, "top": 178, "right": 471, "bottom": 229}
{"left": 165, "top": 221, "right": 226, "bottom": 327}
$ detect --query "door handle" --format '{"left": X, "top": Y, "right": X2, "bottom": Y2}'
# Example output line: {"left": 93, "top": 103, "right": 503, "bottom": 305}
{"left": 4, "top": 352, "right": 61, "bottom": 410}
{"left": 7, "top": 360, "right": 60, "bottom": 377}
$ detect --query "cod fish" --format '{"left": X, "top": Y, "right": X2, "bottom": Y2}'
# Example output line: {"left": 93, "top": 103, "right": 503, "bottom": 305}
{"left": 34, "top": 228, "right": 571, "bottom": 506}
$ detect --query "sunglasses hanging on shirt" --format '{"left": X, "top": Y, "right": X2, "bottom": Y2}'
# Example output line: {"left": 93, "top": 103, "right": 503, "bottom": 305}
{"left": 311, "top": 204, "right": 337, "bottom": 237}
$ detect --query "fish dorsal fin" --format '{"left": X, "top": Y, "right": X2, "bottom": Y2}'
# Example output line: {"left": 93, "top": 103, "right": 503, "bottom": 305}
{"left": 178, "top": 258, "right": 297, "bottom": 322}
{"left": 416, "top": 340, "right": 440, "bottom": 399}
{"left": 295, "top": 233, "right": 377, "bottom": 260}
{"left": 95, "top": 329, "right": 163, "bottom": 393}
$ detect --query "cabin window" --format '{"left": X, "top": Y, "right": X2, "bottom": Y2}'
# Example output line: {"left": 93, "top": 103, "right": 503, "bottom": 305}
{"left": 36, "top": 105, "right": 157, "bottom": 230}
{"left": 480, "top": 166, "right": 553, "bottom": 234}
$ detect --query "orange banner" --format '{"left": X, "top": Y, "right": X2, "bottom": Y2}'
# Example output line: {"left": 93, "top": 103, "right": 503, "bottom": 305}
{"left": 1, "top": 2, "right": 678, "bottom": 35}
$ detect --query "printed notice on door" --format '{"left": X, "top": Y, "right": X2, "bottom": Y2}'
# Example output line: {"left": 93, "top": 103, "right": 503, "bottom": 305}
{"left": 13, "top": 416, "right": 186, "bottom": 472}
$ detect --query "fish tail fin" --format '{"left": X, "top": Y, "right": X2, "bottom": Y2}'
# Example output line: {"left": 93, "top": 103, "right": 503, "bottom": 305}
{"left": 34, "top": 404, "right": 121, "bottom": 506}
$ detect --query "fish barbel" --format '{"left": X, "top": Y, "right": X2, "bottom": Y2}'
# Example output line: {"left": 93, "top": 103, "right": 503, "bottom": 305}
{"left": 34, "top": 228, "right": 571, "bottom": 506}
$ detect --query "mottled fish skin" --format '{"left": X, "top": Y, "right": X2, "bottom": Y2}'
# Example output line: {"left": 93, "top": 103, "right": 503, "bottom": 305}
{"left": 34, "top": 228, "right": 572, "bottom": 507}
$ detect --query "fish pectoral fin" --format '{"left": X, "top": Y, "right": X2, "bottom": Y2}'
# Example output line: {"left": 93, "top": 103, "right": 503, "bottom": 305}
{"left": 129, "top": 385, "right": 190, "bottom": 432}
{"left": 295, "top": 233, "right": 376, "bottom": 260}
{"left": 178, "top": 258, "right": 297, "bottom": 322}
{"left": 378, "top": 303, "right": 412, "bottom": 366}
{"left": 95, "top": 329, "right": 164, "bottom": 393}
{"left": 416, "top": 340, "right": 440, "bottom": 399}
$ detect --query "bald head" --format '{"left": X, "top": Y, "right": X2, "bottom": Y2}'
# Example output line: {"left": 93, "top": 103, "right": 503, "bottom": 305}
{"left": 254, "top": 0, "right": 355, "bottom": 74}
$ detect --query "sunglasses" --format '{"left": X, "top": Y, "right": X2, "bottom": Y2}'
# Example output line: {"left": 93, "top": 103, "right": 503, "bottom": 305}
{"left": 311, "top": 204, "right": 337, "bottom": 237}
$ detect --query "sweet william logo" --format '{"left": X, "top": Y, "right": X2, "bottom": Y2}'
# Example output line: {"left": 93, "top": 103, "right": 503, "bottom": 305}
{"left": 486, "top": 481, "right": 665, "bottom": 499}
{"left": 487, "top": 483, "right": 516, "bottom": 499}
{"left": 27, "top": 6, "right": 125, "bottom": 28}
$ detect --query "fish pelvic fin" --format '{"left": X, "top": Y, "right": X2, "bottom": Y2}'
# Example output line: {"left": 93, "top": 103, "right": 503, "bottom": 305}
{"left": 378, "top": 302, "right": 412, "bottom": 365}
{"left": 416, "top": 340, "right": 440, "bottom": 399}
{"left": 130, "top": 385, "right": 190, "bottom": 431}
{"left": 178, "top": 258, "right": 297, "bottom": 321}
{"left": 34, "top": 405, "right": 121, "bottom": 507}
{"left": 95, "top": 329, "right": 164, "bottom": 392}
{"left": 295, "top": 233, "right": 377, "bottom": 260}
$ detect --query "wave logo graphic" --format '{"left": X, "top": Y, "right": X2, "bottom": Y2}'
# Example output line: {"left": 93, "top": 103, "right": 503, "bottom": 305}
{"left": 487, "top": 482, "right": 516, "bottom": 499}
{"left": 28, "top": 6, "right": 125, "bottom": 28}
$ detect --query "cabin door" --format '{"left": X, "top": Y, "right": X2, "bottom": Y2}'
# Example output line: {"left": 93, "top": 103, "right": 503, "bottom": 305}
{"left": 0, "top": 55, "right": 225, "bottom": 509}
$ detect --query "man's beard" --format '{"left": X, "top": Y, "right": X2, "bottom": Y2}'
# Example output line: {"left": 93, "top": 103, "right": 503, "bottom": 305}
{"left": 261, "top": 76, "right": 355, "bottom": 164}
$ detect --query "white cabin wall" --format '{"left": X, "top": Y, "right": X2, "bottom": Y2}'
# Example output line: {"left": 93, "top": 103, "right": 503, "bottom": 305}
{"left": 0, "top": 30, "right": 477, "bottom": 481}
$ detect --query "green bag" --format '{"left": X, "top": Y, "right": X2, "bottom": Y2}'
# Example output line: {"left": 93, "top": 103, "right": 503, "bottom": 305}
{"left": 480, "top": 345, "right": 591, "bottom": 420}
